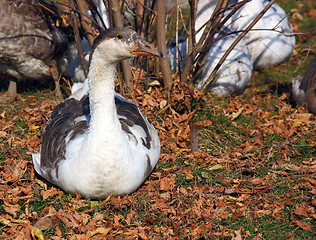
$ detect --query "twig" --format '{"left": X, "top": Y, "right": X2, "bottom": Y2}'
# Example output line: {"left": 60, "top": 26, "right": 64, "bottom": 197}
{"left": 108, "top": 0, "right": 134, "bottom": 94}
{"left": 69, "top": 0, "right": 88, "bottom": 78}
{"left": 193, "top": 0, "right": 248, "bottom": 83}
{"left": 156, "top": 0, "right": 173, "bottom": 91}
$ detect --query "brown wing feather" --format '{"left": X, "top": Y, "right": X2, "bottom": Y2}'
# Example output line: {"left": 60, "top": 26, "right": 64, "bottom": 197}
{"left": 40, "top": 95, "right": 89, "bottom": 180}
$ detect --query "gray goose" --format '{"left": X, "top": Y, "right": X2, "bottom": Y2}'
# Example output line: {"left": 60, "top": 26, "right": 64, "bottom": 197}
{"left": 292, "top": 58, "right": 316, "bottom": 115}
{"left": 0, "top": 0, "right": 76, "bottom": 99}
{"left": 33, "top": 27, "right": 162, "bottom": 199}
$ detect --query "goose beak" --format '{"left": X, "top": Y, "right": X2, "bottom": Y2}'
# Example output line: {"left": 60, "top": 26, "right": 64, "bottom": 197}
{"left": 133, "top": 37, "right": 163, "bottom": 57}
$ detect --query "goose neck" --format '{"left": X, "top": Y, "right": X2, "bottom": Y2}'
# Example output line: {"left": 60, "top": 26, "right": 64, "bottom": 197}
{"left": 88, "top": 58, "right": 117, "bottom": 104}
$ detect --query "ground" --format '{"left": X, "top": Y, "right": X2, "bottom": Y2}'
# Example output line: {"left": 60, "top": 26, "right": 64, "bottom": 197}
{"left": 0, "top": 0, "right": 315, "bottom": 239}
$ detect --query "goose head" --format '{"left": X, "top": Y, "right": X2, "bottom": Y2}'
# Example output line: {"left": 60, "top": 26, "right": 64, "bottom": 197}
{"left": 90, "top": 27, "right": 162, "bottom": 64}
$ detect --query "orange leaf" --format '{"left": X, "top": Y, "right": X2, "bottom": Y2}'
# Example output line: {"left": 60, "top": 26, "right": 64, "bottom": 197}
{"left": 179, "top": 187, "right": 188, "bottom": 195}
{"left": 294, "top": 205, "right": 309, "bottom": 217}
{"left": 34, "top": 216, "right": 54, "bottom": 230}
{"left": 295, "top": 220, "right": 312, "bottom": 231}
{"left": 3, "top": 201, "right": 21, "bottom": 218}
{"left": 126, "top": 210, "right": 135, "bottom": 225}
{"left": 89, "top": 227, "right": 112, "bottom": 238}
{"left": 41, "top": 187, "right": 59, "bottom": 200}
{"left": 159, "top": 177, "right": 175, "bottom": 191}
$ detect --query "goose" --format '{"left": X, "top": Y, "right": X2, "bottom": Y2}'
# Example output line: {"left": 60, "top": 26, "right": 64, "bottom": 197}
{"left": 168, "top": 0, "right": 253, "bottom": 97}
{"left": 226, "top": 0, "right": 295, "bottom": 69}
{"left": 194, "top": 31, "right": 253, "bottom": 96}
{"left": 292, "top": 58, "right": 316, "bottom": 115}
{"left": 32, "top": 27, "right": 162, "bottom": 199}
{"left": 0, "top": 0, "right": 77, "bottom": 99}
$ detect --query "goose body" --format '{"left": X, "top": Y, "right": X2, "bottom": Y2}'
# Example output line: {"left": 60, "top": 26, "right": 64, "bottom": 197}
{"left": 33, "top": 27, "right": 161, "bottom": 199}
{"left": 168, "top": 0, "right": 253, "bottom": 96}
{"left": 195, "top": 32, "right": 253, "bottom": 96}
{"left": 0, "top": 0, "right": 76, "bottom": 97}
{"left": 227, "top": 0, "right": 295, "bottom": 68}
{"left": 292, "top": 58, "right": 316, "bottom": 114}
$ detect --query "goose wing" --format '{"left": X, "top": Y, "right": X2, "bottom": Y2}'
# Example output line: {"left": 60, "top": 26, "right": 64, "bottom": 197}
{"left": 35, "top": 95, "right": 90, "bottom": 181}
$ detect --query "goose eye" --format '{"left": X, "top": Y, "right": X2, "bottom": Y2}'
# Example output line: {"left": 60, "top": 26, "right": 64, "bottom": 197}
{"left": 116, "top": 34, "right": 124, "bottom": 39}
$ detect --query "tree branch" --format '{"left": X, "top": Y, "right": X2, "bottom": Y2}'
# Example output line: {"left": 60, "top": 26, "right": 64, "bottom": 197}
{"left": 156, "top": 0, "right": 173, "bottom": 91}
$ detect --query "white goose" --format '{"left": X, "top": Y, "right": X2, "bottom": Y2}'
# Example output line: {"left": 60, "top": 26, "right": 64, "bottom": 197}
{"left": 168, "top": 0, "right": 253, "bottom": 97}
{"left": 227, "top": 0, "right": 295, "bottom": 69}
{"left": 33, "top": 27, "right": 162, "bottom": 199}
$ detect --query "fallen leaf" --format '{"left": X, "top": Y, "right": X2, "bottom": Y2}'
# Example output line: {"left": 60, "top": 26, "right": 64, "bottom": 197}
{"left": 3, "top": 201, "right": 21, "bottom": 217}
{"left": 31, "top": 227, "right": 44, "bottom": 240}
{"left": 225, "top": 188, "right": 235, "bottom": 194}
{"left": 41, "top": 187, "right": 59, "bottom": 200}
{"left": 0, "top": 218, "right": 12, "bottom": 227}
{"left": 179, "top": 187, "right": 188, "bottom": 195}
{"left": 160, "top": 177, "right": 175, "bottom": 191}
{"left": 126, "top": 210, "right": 135, "bottom": 225}
{"left": 283, "top": 164, "right": 301, "bottom": 171}
{"left": 89, "top": 227, "right": 112, "bottom": 237}
{"left": 294, "top": 205, "right": 309, "bottom": 217}
{"left": 295, "top": 220, "right": 312, "bottom": 231}
{"left": 232, "top": 228, "right": 242, "bottom": 240}
{"left": 34, "top": 216, "right": 54, "bottom": 230}
{"left": 208, "top": 164, "right": 224, "bottom": 171}
{"left": 251, "top": 177, "right": 263, "bottom": 185}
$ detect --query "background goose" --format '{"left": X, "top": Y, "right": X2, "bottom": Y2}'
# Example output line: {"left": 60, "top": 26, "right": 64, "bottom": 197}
{"left": 292, "top": 58, "right": 316, "bottom": 114}
{"left": 227, "top": 0, "right": 295, "bottom": 69}
{"left": 168, "top": 0, "right": 295, "bottom": 95}
{"left": 168, "top": 0, "right": 253, "bottom": 96}
{"left": 33, "top": 27, "right": 161, "bottom": 199}
{"left": 0, "top": 0, "right": 77, "bottom": 99}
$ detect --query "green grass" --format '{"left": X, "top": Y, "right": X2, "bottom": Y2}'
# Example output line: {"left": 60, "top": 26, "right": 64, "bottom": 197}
{"left": 0, "top": 0, "right": 315, "bottom": 239}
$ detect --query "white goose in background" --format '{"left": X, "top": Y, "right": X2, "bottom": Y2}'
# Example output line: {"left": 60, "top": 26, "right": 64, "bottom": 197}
{"left": 292, "top": 58, "right": 316, "bottom": 115}
{"left": 33, "top": 27, "right": 162, "bottom": 199}
{"left": 168, "top": 0, "right": 253, "bottom": 97}
{"left": 227, "top": 0, "right": 295, "bottom": 69}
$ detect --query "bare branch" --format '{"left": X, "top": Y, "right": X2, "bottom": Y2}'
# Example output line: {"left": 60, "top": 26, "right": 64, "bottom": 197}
{"left": 69, "top": 0, "right": 88, "bottom": 78}
{"left": 180, "top": 0, "right": 229, "bottom": 84}
{"left": 108, "top": 0, "right": 134, "bottom": 94}
{"left": 75, "top": 0, "right": 95, "bottom": 46}
{"left": 156, "top": 0, "right": 173, "bottom": 91}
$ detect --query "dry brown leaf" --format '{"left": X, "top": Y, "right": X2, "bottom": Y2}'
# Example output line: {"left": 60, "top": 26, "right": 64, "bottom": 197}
{"left": 34, "top": 216, "right": 54, "bottom": 230}
{"left": 41, "top": 187, "right": 59, "bottom": 200}
{"left": 232, "top": 229, "right": 242, "bottom": 240}
{"left": 208, "top": 164, "right": 224, "bottom": 171}
{"left": 89, "top": 227, "right": 112, "bottom": 238}
{"left": 294, "top": 205, "right": 309, "bottom": 217}
{"left": 126, "top": 210, "right": 135, "bottom": 225}
{"left": 179, "top": 187, "right": 188, "bottom": 195}
{"left": 160, "top": 177, "right": 175, "bottom": 191}
{"left": 3, "top": 201, "right": 21, "bottom": 217}
{"left": 295, "top": 220, "right": 312, "bottom": 231}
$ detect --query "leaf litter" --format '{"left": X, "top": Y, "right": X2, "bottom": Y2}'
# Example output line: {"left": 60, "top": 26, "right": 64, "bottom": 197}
{"left": 1, "top": 71, "right": 315, "bottom": 239}
{"left": 1, "top": 3, "right": 316, "bottom": 239}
